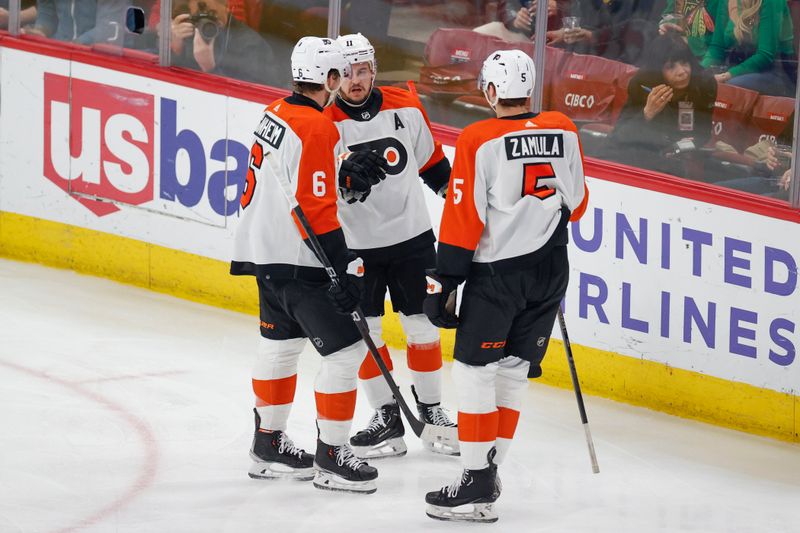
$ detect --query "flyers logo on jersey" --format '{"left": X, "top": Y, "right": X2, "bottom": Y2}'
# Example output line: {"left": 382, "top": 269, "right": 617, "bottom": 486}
{"left": 348, "top": 137, "right": 408, "bottom": 176}
{"left": 505, "top": 133, "right": 564, "bottom": 160}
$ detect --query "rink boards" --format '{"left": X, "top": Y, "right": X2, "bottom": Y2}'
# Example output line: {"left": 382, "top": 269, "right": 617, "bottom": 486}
{"left": 0, "top": 43, "right": 798, "bottom": 442}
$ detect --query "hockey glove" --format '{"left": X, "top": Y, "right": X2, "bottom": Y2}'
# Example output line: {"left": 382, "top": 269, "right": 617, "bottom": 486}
{"left": 337, "top": 151, "right": 389, "bottom": 204}
{"left": 423, "top": 269, "right": 461, "bottom": 329}
{"left": 327, "top": 255, "right": 365, "bottom": 315}
{"left": 347, "top": 150, "right": 389, "bottom": 186}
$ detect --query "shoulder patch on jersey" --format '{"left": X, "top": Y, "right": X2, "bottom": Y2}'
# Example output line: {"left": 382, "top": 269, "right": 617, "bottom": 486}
{"left": 505, "top": 133, "right": 564, "bottom": 160}
{"left": 254, "top": 114, "right": 287, "bottom": 149}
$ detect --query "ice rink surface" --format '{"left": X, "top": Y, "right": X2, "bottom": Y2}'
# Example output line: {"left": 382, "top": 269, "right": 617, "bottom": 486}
{"left": 1, "top": 258, "right": 798, "bottom": 533}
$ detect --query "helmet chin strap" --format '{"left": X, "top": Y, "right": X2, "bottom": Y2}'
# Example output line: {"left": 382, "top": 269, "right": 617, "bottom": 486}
{"left": 324, "top": 77, "right": 341, "bottom": 106}
{"left": 483, "top": 89, "right": 498, "bottom": 112}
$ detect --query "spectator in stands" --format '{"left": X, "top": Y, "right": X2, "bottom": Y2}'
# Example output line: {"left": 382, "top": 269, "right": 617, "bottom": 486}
{"left": 170, "top": 0, "right": 276, "bottom": 85}
{"left": 0, "top": 1, "right": 36, "bottom": 30}
{"left": 701, "top": 0, "right": 795, "bottom": 96}
{"left": 659, "top": 0, "right": 720, "bottom": 59}
{"left": 23, "top": 0, "right": 96, "bottom": 42}
{"left": 549, "top": 0, "right": 661, "bottom": 65}
{"left": 609, "top": 33, "right": 717, "bottom": 177}
{"left": 474, "top": 0, "right": 567, "bottom": 42}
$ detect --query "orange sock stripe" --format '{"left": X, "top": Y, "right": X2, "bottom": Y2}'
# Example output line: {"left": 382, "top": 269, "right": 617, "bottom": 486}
{"left": 458, "top": 410, "right": 499, "bottom": 442}
{"left": 407, "top": 341, "right": 443, "bottom": 372}
{"left": 252, "top": 375, "right": 297, "bottom": 406}
{"left": 358, "top": 345, "right": 393, "bottom": 379}
{"left": 315, "top": 390, "right": 357, "bottom": 421}
{"left": 497, "top": 406, "right": 521, "bottom": 439}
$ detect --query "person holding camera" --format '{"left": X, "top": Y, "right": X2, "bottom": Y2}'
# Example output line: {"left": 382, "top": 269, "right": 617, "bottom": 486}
{"left": 171, "top": 0, "right": 275, "bottom": 85}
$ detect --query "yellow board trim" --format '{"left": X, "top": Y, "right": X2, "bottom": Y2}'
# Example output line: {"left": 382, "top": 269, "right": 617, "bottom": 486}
{"left": 2, "top": 211, "right": 796, "bottom": 443}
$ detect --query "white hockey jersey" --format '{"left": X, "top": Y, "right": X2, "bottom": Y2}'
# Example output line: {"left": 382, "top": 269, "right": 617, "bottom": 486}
{"left": 437, "top": 111, "right": 589, "bottom": 279}
{"left": 324, "top": 87, "right": 450, "bottom": 250}
{"left": 231, "top": 94, "right": 350, "bottom": 280}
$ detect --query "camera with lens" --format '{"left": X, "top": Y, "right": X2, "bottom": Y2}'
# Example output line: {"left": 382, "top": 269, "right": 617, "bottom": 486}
{"left": 189, "top": 3, "right": 220, "bottom": 41}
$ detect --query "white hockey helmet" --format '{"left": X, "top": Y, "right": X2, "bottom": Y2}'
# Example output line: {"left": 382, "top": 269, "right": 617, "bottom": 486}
{"left": 291, "top": 36, "right": 348, "bottom": 85}
{"left": 478, "top": 49, "right": 536, "bottom": 101}
{"left": 337, "top": 33, "right": 376, "bottom": 73}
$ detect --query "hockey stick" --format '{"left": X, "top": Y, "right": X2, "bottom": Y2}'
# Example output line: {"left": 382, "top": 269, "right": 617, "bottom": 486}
{"left": 267, "top": 153, "right": 458, "bottom": 449}
{"left": 557, "top": 306, "right": 600, "bottom": 474}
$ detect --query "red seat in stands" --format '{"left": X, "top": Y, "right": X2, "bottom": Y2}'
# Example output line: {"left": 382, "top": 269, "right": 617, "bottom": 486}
{"left": 547, "top": 52, "right": 637, "bottom": 125}
{"left": 710, "top": 84, "right": 760, "bottom": 152}
{"left": 744, "top": 95, "right": 795, "bottom": 147}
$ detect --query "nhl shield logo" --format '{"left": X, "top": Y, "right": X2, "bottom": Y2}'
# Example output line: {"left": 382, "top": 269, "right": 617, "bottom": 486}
{"left": 361, "top": 111, "right": 371, "bottom": 119}
{"left": 313, "top": 337, "right": 324, "bottom": 348}
{"left": 537, "top": 337, "right": 546, "bottom": 347}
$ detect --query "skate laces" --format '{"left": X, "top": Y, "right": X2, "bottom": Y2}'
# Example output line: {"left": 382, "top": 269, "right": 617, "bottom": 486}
{"left": 427, "top": 405, "right": 456, "bottom": 427}
{"left": 277, "top": 433, "right": 305, "bottom": 459}
{"left": 365, "top": 407, "right": 388, "bottom": 433}
{"left": 444, "top": 470, "right": 471, "bottom": 498}
{"left": 336, "top": 445, "right": 367, "bottom": 470}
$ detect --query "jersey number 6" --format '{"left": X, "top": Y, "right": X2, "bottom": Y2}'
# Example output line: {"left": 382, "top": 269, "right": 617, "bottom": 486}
{"left": 241, "top": 140, "right": 265, "bottom": 209}
{"left": 521, "top": 162, "right": 557, "bottom": 201}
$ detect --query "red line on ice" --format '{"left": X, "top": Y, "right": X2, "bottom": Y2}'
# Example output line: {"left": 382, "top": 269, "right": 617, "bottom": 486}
{"left": 0, "top": 359, "right": 159, "bottom": 533}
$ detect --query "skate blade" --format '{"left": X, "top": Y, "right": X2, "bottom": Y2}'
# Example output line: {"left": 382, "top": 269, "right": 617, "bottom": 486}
{"left": 248, "top": 459, "right": 314, "bottom": 481}
{"left": 422, "top": 439, "right": 460, "bottom": 456}
{"left": 351, "top": 437, "right": 407, "bottom": 460}
{"left": 425, "top": 502, "right": 498, "bottom": 523}
{"left": 420, "top": 424, "right": 459, "bottom": 450}
{"left": 312, "top": 470, "right": 377, "bottom": 494}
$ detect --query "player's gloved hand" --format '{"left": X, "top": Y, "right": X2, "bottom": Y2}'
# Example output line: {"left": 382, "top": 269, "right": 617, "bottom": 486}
{"left": 338, "top": 151, "right": 373, "bottom": 195}
{"left": 423, "top": 269, "right": 461, "bottom": 328}
{"left": 327, "top": 255, "right": 364, "bottom": 314}
{"left": 339, "top": 187, "right": 371, "bottom": 204}
{"left": 347, "top": 150, "right": 389, "bottom": 186}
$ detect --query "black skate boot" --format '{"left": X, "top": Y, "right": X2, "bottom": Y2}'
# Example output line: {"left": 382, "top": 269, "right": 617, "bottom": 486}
{"left": 412, "top": 385, "right": 459, "bottom": 456}
{"left": 313, "top": 439, "right": 379, "bottom": 494}
{"left": 425, "top": 449, "right": 500, "bottom": 523}
{"left": 248, "top": 409, "right": 314, "bottom": 481}
{"left": 349, "top": 401, "right": 407, "bottom": 459}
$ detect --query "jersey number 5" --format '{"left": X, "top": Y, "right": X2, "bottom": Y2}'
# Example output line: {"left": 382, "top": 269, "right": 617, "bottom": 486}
{"left": 241, "top": 140, "right": 264, "bottom": 209}
{"left": 521, "top": 162, "right": 557, "bottom": 201}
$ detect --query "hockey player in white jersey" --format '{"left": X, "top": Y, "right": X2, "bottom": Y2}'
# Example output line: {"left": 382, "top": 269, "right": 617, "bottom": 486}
{"left": 423, "top": 50, "right": 589, "bottom": 521}
{"left": 324, "top": 33, "right": 458, "bottom": 458}
{"left": 231, "top": 36, "right": 388, "bottom": 494}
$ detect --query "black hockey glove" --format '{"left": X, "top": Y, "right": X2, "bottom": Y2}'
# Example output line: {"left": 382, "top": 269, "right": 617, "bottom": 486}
{"left": 327, "top": 255, "right": 365, "bottom": 315}
{"left": 423, "top": 269, "right": 461, "bottom": 329}
{"left": 337, "top": 151, "right": 388, "bottom": 204}
{"left": 348, "top": 150, "right": 389, "bottom": 186}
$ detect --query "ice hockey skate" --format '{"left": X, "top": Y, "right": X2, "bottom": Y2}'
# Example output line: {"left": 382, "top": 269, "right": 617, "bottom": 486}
{"left": 313, "top": 440, "right": 379, "bottom": 494}
{"left": 349, "top": 401, "right": 407, "bottom": 459}
{"left": 412, "top": 385, "right": 459, "bottom": 455}
{"left": 425, "top": 451, "right": 500, "bottom": 523}
{"left": 248, "top": 411, "right": 314, "bottom": 481}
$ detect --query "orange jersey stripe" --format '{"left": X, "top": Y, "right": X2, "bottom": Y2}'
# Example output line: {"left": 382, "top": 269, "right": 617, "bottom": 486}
{"left": 497, "top": 406, "right": 521, "bottom": 439}
{"left": 252, "top": 375, "right": 297, "bottom": 406}
{"left": 358, "top": 345, "right": 393, "bottom": 380}
{"left": 407, "top": 341, "right": 443, "bottom": 372}
{"left": 458, "top": 410, "right": 499, "bottom": 442}
{"left": 315, "top": 389, "right": 357, "bottom": 421}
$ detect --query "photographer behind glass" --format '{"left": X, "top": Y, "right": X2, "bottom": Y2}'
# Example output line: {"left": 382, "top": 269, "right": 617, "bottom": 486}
{"left": 171, "top": 0, "right": 275, "bottom": 85}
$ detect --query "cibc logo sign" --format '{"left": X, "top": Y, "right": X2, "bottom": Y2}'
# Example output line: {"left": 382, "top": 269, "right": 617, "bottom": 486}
{"left": 44, "top": 73, "right": 155, "bottom": 216}
{"left": 564, "top": 93, "right": 595, "bottom": 109}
